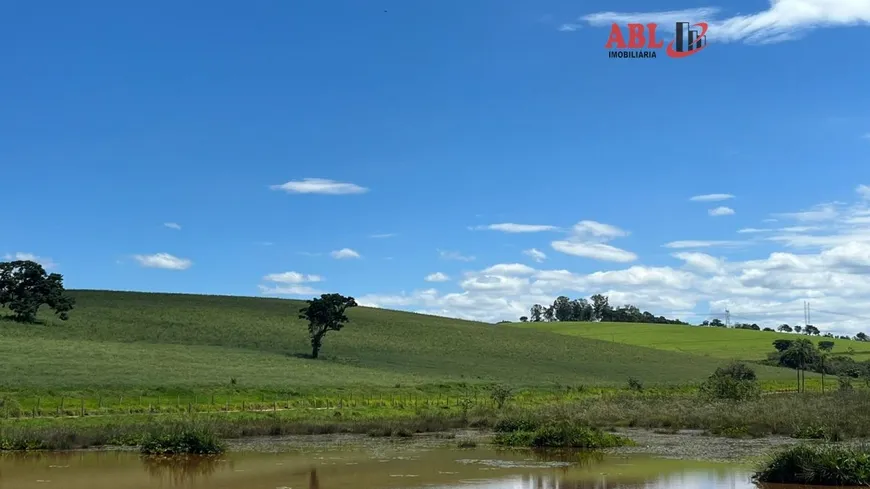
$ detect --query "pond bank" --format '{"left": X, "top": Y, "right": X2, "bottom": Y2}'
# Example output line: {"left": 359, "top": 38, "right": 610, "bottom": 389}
{"left": 226, "top": 427, "right": 805, "bottom": 463}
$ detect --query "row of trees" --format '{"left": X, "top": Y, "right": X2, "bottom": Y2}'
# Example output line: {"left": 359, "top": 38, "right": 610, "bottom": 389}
{"left": 765, "top": 338, "right": 870, "bottom": 392}
{"left": 520, "top": 294, "right": 687, "bottom": 325}
{"left": 703, "top": 318, "right": 870, "bottom": 342}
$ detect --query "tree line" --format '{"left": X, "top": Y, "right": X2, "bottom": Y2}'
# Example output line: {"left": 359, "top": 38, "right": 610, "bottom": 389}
{"left": 764, "top": 338, "right": 870, "bottom": 392}
{"left": 519, "top": 294, "right": 688, "bottom": 325}
{"left": 703, "top": 318, "right": 870, "bottom": 342}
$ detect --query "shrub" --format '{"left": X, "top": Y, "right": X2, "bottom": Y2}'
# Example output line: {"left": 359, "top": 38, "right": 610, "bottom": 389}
{"left": 627, "top": 377, "right": 643, "bottom": 392}
{"left": 139, "top": 424, "right": 226, "bottom": 455}
{"left": 0, "top": 397, "right": 22, "bottom": 418}
{"left": 494, "top": 420, "right": 632, "bottom": 449}
{"left": 754, "top": 444, "right": 870, "bottom": 486}
{"left": 699, "top": 362, "right": 761, "bottom": 401}
{"left": 490, "top": 385, "right": 514, "bottom": 409}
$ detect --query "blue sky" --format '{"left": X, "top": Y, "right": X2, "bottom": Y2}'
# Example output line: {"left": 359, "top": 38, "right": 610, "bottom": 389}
{"left": 4, "top": 0, "right": 870, "bottom": 332}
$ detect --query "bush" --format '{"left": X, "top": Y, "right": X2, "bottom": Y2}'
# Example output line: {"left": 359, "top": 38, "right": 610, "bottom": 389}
{"left": 494, "top": 419, "right": 632, "bottom": 449}
{"left": 490, "top": 385, "right": 514, "bottom": 409}
{"left": 0, "top": 397, "right": 22, "bottom": 418}
{"left": 699, "top": 362, "right": 761, "bottom": 401}
{"left": 627, "top": 377, "right": 643, "bottom": 392}
{"left": 754, "top": 444, "right": 870, "bottom": 486}
{"left": 140, "top": 424, "right": 226, "bottom": 455}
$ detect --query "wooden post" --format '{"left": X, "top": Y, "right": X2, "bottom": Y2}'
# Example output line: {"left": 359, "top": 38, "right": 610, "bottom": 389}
{"left": 80, "top": 398, "right": 85, "bottom": 417}
{"left": 35, "top": 397, "right": 40, "bottom": 417}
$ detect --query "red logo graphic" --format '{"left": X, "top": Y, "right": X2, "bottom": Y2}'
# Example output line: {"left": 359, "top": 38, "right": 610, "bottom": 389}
{"left": 605, "top": 21, "right": 708, "bottom": 59}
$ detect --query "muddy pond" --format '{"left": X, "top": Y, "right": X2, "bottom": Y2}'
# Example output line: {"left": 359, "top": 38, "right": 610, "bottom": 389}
{"left": 0, "top": 430, "right": 811, "bottom": 489}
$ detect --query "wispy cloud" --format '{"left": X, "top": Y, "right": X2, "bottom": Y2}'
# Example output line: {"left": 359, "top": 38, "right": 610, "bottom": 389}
{"left": 439, "top": 249, "right": 476, "bottom": 262}
{"left": 551, "top": 241, "right": 638, "bottom": 262}
{"left": 738, "top": 228, "right": 771, "bottom": 234}
{"left": 270, "top": 178, "right": 368, "bottom": 195}
{"left": 663, "top": 240, "right": 744, "bottom": 249}
{"left": 163, "top": 222, "right": 181, "bottom": 230}
{"left": 263, "top": 271, "right": 323, "bottom": 284}
{"left": 258, "top": 285, "right": 322, "bottom": 296}
{"left": 578, "top": 1, "right": 870, "bottom": 45}
{"left": 774, "top": 203, "right": 840, "bottom": 222}
{"left": 523, "top": 248, "right": 548, "bottom": 263}
{"left": 472, "top": 223, "right": 558, "bottom": 233}
{"left": 331, "top": 248, "right": 361, "bottom": 259}
{"left": 3, "top": 252, "right": 57, "bottom": 269}
{"left": 709, "top": 206, "right": 735, "bottom": 217}
{"left": 857, "top": 184, "right": 870, "bottom": 199}
{"left": 132, "top": 253, "right": 192, "bottom": 270}
{"left": 690, "top": 193, "right": 735, "bottom": 202}
{"left": 425, "top": 272, "right": 450, "bottom": 282}
{"left": 369, "top": 233, "right": 397, "bottom": 239}
{"left": 551, "top": 220, "right": 636, "bottom": 263}
{"left": 558, "top": 23, "right": 582, "bottom": 31}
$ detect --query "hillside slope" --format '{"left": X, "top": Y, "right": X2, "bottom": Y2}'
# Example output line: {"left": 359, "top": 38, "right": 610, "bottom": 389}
{"left": 511, "top": 321, "right": 870, "bottom": 360}
{"left": 0, "top": 290, "right": 801, "bottom": 392}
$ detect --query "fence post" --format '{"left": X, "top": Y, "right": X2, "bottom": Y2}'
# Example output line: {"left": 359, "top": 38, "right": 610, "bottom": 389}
{"left": 80, "top": 398, "right": 85, "bottom": 417}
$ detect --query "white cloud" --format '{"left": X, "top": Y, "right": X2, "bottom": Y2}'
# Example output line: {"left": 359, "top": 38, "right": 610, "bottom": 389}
{"left": 263, "top": 272, "right": 323, "bottom": 284}
{"left": 132, "top": 253, "right": 192, "bottom": 270}
{"left": 558, "top": 23, "right": 582, "bottom": 31}
{"left": 3, "top": 252, "right": 57, "bottom": 269}
{"left": 550, "top": 220, "right": 636, "bottom": 262}
{"left": 738, "top": 228, "right": 771, "bottom": 234}
{"left": 258, "top": 285, "right": 323, "bottom": 296}
{"left": 551, "top": 241, "right": 638, "bottom": 262}
{"left": 369, "top": 233, "right": 396, "bottom": 238}
{"left": 579, "top": 1, "right": 870, "bottom": 45}
{"left": 774, "top": 203, "right": 840, "bottom": 222}
{"left": 672, "top": 252, "right": 724, "bottom": 274}
{"left": 270, "top": 178, "right": 368, "bottom": 195}
{"left": 472, "top": 223, "right": 558, "bottom": 233}
{"left": 523, "top": 248, "right": 548, "bottom": 263}
{"left": 331, "top": 248, "right": 361, "bottom": 259}
{"left": 572, "top": 220, "right": 629, "bottom": 238}
{"left": 857, "top": 184, "right": 870, "bottom": 199}
{"left": 439, "top": 249, "right": 476, "bottom": 262}
{"left": 709, "top": 206, "right": 736, "bottom": 217}
{"left": 163, "top": 222, "right": 182, "bottom": 230}
{"left": 690, "top": 193, "right": 735, "bottom": 202}
{"left": 663, "top": 240, "right": 743, "bottom": 249}
{"left": 482, "top": 263, "right": 537, "bottom": 275}
{"left": 425, "top": 272, "right": 450, "bottom": 282}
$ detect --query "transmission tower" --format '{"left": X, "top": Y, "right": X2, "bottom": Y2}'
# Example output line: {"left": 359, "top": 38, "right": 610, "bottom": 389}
{"left": 725, "top": 309, "right": 731, "bottom": 328}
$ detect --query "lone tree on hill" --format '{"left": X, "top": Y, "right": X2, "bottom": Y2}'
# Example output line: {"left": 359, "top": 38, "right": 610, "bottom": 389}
{"left": 298, "top": 293, "right": 357, "bottom": 359}
{"left": 0, "top": 260, "right": 74, "bottom": 323}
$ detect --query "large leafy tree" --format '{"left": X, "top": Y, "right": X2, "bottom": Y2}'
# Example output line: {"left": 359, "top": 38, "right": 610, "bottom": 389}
{"left": 298, "top": 293, "right": 357, "bottom": 359}
{"left": 0, "top": 260, "right": 74, "bottom": 323}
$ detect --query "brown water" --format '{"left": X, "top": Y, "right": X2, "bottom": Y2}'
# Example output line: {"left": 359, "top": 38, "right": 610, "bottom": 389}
{"left": 0, "top": 440, "right": 762, "bottom": 489}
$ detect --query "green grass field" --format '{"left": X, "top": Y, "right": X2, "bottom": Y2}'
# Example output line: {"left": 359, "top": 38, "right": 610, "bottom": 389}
{"left": 510, "top": 320, "right": 870, "bottom": 360}
{"left": 0, "top": 290, "right": 806, "bottom": 402}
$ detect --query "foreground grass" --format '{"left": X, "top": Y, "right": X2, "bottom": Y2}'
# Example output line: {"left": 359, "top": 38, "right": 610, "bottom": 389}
{"left": 4, "top": 390, "right": 870, "bottom": 451}
{"left": 512, "top": 321, "right": 870, "bottom": 361}
{"left": 754, "top": 444, "right": 870, "bottom": 486}
{"left": 0, "top": 290, "right": 800, "bottom": 394}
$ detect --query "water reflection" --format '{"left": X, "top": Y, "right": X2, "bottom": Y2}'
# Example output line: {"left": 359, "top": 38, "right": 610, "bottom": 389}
{"left": 141, "top": 455, "right": 231, "bottom": 486}
{"left": 0, "top": 443, "right": 759, "bottom": 489}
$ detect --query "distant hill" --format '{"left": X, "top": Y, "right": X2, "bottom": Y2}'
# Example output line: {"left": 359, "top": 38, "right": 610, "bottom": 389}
{"left": 511, "top": 321, "right": 870, "bottom": 361}
{"left": 0, "top": 290, "right": 802, "bottom": 393}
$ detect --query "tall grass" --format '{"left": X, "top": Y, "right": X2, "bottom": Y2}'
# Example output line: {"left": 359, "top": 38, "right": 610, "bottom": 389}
{"left": 754, "top": 444, "right": 870, "bottom": 486}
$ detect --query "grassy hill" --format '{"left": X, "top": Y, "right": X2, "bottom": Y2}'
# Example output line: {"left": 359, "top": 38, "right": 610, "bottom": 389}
{"left": 0, "top": 290, "right": 803, "bottom": 396}
{"left": 511, "top": 321, "right": 870, "bottom": 361}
